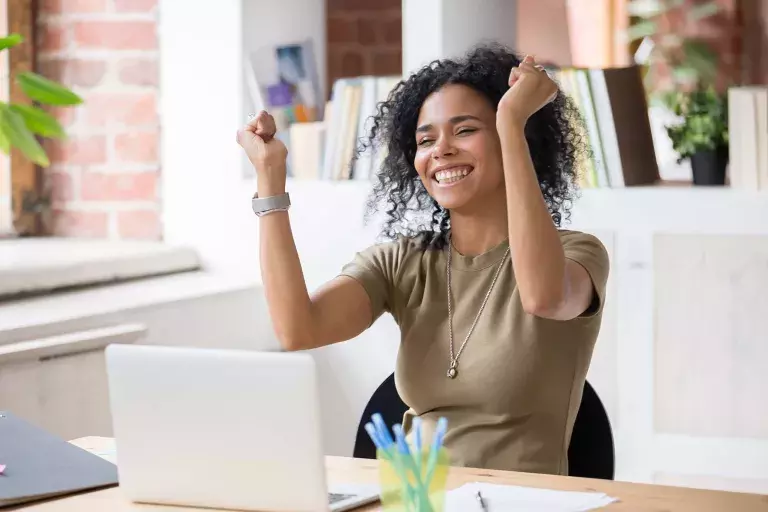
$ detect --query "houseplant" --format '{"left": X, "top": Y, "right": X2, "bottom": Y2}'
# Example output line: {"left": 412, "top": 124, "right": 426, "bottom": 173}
{"left": 627, "top": 0, "right": 723, "bottom": 108}
{"left": 626, "top": 0, "right": 732, "bottom": 184}
{"left": 0, "top": 33, "right": 82, "bottom": 167}
{"left": 664, "top": 86, "right": 729, "bottom": 185}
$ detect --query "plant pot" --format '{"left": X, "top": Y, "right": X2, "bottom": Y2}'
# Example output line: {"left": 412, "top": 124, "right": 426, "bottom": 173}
{"left": 690, "top": 146, "right": 728, "bottom": 186}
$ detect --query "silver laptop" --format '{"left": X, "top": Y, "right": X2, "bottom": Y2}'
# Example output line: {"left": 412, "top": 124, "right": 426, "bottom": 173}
{"left": 105, "top": 344, "right": 379, "bottom": 512}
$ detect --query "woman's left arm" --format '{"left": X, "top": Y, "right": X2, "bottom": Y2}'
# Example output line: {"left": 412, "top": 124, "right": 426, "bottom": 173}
{"left": 497, "top": 56, "right": 595, "bottom": 321}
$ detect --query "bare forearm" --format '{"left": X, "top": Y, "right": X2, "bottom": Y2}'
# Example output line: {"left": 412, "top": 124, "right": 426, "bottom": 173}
{"left": 499, "top": 124, "right": 566, "bottom": 314}
{"left": 257, "top": 182, "right": 314, "bottom": 350}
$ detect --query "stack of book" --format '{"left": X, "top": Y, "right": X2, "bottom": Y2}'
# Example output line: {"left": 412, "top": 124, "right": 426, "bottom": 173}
{"left": 551, "top": 65, "right": 660, "bottom": 188}
{"left": 728, "top": 86, "right": 768, "bottom": 190}
{"left": 287, "top": 65, "right": 661, "bottom": 187}
{"left": 289, "top": 75, "right": 400, "bottom": 181}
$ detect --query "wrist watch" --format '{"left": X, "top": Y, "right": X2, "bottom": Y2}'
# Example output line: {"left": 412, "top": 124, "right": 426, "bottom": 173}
{"left": 252, "top": 192, "right": 291, "bottom": 217}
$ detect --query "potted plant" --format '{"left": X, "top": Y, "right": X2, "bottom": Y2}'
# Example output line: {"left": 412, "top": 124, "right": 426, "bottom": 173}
{"left": 626, "top": 0, "right": 724, "bottom": 108}
{"left": 664, "top": 86, "right": 729, "bottom": 185}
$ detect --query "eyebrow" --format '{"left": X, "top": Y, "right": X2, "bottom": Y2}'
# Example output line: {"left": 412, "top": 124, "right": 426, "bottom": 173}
{"left": 416, "top": 114, "right": 482, "bottom": 133}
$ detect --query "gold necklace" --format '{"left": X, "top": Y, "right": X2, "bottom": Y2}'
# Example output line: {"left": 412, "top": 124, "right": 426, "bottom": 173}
{"left": 446, "top": 238, "right": 510, "bottom": 379}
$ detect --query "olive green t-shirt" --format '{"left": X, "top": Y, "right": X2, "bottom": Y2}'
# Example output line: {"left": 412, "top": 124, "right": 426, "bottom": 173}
{"left": 340, "top": 230, "right": 609, "bottom": 475}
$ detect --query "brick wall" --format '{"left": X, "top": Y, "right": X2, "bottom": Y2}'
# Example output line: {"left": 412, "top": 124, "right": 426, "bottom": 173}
{"left": 36, "top": 0, "right": 160, "bottom": 240}
{"left": 326, "top": 0, "right": 402, "bottom": 94}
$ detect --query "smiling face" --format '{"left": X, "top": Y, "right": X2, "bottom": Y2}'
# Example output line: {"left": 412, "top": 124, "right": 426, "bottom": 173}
{"left": 413, "top": 84, "right": 505, "bottom": 212}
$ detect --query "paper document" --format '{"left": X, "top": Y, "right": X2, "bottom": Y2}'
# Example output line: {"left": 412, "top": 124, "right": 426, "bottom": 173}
{"left": 446, "top": 482, "right": 617, "bottom": 512}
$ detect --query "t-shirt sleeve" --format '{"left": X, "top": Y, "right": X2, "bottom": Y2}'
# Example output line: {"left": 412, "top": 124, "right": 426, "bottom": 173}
{"left": 561, "top": 231, "right": 610, "bottom": 318}
{"left": 338, "top": 239, "right": 406, "bottom": 325}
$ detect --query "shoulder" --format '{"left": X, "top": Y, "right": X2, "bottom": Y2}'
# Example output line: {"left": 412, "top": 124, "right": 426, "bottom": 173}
{"left": 344, "top": 235, "right": 425, "bottom": 278}
{"left": 558, "top": 230, "right": 609, "bottom": 262}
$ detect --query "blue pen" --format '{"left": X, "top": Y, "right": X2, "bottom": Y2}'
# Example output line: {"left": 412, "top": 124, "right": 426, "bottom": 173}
{"left": 424, "top": 417, "right": 448, "bottom": 487}
{"left": 372, "top": 413, "right": 395, "bottom": 448}
{"left": 364, "top": 422, "right": 388, "bottom": 457}
{"left": 393, "top": 424, "right": 432, "bottom": 511}
{"left": 371, "top": 421, "right": 417, "bottom": 511}
{"left": 412, "top": 417, "right": 422, "bottom": 478}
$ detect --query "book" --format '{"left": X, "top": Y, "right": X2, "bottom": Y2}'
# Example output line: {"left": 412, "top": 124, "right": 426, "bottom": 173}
{"left": 728, "top": 86, "right": 768, "bottom": 190}
{"left": 553, "top": 65, "right": 660, "bottom": 187}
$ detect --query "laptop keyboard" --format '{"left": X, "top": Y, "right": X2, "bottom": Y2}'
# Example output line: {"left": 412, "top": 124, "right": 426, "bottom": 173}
{"left": 328, "top": 492, "right": 356, "bottom": 504}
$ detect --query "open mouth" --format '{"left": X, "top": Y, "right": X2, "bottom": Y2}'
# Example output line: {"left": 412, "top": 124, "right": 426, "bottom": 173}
{"left": 434, "top": 166, "right": 473, "bottom": 185}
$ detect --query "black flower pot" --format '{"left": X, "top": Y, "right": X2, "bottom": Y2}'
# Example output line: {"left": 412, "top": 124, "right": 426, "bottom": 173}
{"left": 690, "top": 145, "right": 728, "bottom": 186}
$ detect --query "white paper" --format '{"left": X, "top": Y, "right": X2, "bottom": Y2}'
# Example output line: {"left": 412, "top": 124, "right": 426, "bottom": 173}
{"left": 445, "top": 482, "right": 617, "bottom": 512}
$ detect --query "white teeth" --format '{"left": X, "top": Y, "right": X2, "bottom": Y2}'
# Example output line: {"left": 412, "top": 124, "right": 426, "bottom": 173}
{"left": 435, "top": 166, "right": 471, "bottom": 183}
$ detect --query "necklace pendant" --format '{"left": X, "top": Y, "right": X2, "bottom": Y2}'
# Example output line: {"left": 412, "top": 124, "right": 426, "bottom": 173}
{"left": 447, "top": 365, "right": 458, "bottom": 379}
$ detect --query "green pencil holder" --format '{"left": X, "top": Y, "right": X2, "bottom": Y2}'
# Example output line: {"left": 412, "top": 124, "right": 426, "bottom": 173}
{"left": 377, "top": 448, "right": 450, "bottom": 512}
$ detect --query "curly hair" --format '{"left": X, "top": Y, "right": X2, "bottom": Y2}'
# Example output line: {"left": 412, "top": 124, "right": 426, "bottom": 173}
{"left": 357, "top": 43, "right": 588, "bottom": 250}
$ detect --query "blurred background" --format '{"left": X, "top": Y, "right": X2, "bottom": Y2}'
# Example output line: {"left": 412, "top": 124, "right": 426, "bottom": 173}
{"left": 1, "top": 0, "right": 767, "bottom": 496}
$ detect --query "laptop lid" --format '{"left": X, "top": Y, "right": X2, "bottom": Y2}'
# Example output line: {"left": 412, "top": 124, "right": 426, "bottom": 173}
{"left": 105, "top": 344, "right": 329, "bottom": 512}
{"left": 0, "top": 411, "right": 118, "bottom": 508}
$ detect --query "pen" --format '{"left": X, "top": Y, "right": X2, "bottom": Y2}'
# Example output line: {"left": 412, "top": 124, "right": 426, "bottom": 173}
{"left": 476, "top": 490, "right": 489, "bottom": 511}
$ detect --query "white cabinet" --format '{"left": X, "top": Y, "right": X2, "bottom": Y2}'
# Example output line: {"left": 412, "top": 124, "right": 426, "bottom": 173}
{"left": 0, "top": 324, "right": 146, "bottom": 440}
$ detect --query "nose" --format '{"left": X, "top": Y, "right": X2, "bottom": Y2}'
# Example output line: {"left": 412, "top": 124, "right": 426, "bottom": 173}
{"left": 431, "top": 135, "right": 457, "bottom": 159}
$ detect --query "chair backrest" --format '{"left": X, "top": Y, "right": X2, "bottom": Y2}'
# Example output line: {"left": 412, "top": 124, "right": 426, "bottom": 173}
{"left": 353, "top": 373, "right": 615, "bottom": 480}
{"left": 566, "top": 380, "right": 615, "bottom": 480}
{"left": 352, "top": 373, "right": 408, "bottom": 460}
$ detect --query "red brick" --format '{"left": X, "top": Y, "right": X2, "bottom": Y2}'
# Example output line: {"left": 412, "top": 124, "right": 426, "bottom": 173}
{"left": 372, "top": 49, "right": 401, "bottom": 74}
{"left": 52, "top": 209, "right": 108, "bottom": 237}
{"left": 327, "top": 0, "right": 400, "bottom": 10}
{"left": 42, "top": 105, "right": 78, "bottom": 127}
{"left": 81, "top": 171, "right": 157, "bottom": 201}
{"left": 382, "top": 16, "right": 402, "bottom": 44}
{"left": 37, "top": 24, "right": 66, "bottom": 53}
{"left": 340, "top": 51, "right": 365, "bottom": 76}
{"left": 39, "top": 0, "right": 62, "bottom": 14}
{"left": 114, "top": 131, "right": 158, "bottom": 163}
{"left": 357, "top": 17, "right": 377, "bottom": 46}
{"left": 327, "top": 15, "right": 357, "bottom": 44}
{"left": 37, "top": 59, "right": 107, "bottom": 88}
{"left": 84, "top": 93, "right": 157, "bottom": 126}
{"left": 47, "top": 171, "right": 74, "bottom": 202}
{"left": 118, "top": 59, "right": 158, "bottom": 86}
{"left": 73, "top": 21, "right": 156, "bottom": 50}
{"left": 40, "top": 0, "right": 108, "bottom": 13}
{"left": 113, "top": 0, "right": 157, "bottom": 12}
{"left": 117, "top": 209, "right": 160, "bottom": 239}
{"left": 46, "top": 136, "right": 107, "bottom": 165}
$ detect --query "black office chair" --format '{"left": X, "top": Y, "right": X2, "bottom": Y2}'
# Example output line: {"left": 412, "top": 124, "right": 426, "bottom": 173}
{"left": 567, "top": 380, "right": 615, "bottom": 480}
{"left": 353, "top": 373, "right": 407, "bottom": 460}
{"left": 352, "top": 373, "right": 615, "bottom": 480}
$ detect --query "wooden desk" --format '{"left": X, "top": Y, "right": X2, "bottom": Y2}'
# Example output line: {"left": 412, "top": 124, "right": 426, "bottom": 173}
{"left": 11, "top": 437, "right": 768, "bottom": 511}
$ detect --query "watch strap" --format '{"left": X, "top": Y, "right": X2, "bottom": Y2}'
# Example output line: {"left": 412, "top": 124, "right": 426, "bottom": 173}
{"left": 252, "top": 192, "right": 290, "bottom": 216}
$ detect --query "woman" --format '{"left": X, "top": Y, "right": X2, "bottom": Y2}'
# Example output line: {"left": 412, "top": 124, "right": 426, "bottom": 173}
{"left": 236, "top": 44, "right": 609, "bottom": 476}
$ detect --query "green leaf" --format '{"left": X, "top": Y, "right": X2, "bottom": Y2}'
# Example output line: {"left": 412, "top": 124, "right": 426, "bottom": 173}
{"left": 0, "top": 33, "right": 23, "bottom": 51}
{"left": 0, "top": 125, "right": 10, "bottom": 154}
{"left": 0, "top": 103, "right": 50, "bottom": 166}
{"left": 16, "top": 72, "right": 83, "bottom": 106}
{"left": 9, "top": 104, "right": 66, "bottom": 139}
{"left": 682, "top": 40, "right": 718, "bottom": 81}
{"left": 626, "top": 20, "right": 659, "bottom": 41}
{"left": 687, "top": 1, "right": 721, "bottom": 22}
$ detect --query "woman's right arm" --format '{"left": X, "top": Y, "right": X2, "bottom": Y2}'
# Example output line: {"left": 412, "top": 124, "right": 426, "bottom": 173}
{"left": 238, "top": 111, "right": 373, "bottom": 351}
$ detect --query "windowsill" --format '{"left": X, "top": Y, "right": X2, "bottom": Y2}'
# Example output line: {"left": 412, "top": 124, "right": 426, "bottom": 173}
{"left": 0, "top": 238, "right": 202, "bottom": 301}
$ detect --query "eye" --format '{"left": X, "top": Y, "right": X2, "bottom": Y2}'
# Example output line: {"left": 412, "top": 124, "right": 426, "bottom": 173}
{"left": 456, "top": 127, "right": 477, "bottom": 136}
{"left": 417, "top": 138, "right": 434, "bottom": 147}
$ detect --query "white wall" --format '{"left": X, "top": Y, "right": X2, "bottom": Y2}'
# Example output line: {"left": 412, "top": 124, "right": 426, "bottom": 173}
{"left": 402, "top": 0, "right": 517, "bottom": 75}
